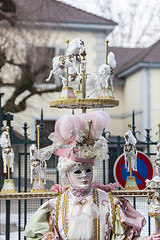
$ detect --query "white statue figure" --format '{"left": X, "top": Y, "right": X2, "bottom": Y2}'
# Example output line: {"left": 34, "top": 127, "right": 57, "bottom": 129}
{"left": 0, "top": 131, "right": 14, "bottom": 174}
{"left": 98, "top": 63, "right": 111, "bottom": 89}
{"left": 46, "top": 38, "right": 86, "bottom": 86}
{"left": 124, "top": 130, "right": 137, "bottom": 172}
{"left": 154, "top": 143, "right": 160, "bottom": 176}
{"left": 87, "top": 51, "right": 117, "bottom": 97}
{"left": 30, "top": 144, "right": 47, "bottom": 185}
{"left": 98, "top": 52, "right": 116, "bottom": 92}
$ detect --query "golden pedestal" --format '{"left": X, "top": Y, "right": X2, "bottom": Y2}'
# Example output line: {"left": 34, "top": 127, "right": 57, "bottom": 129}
{"left": 124, "top": 176, "right": 139, "bottom": 190}
{"left": 98, "top": 87, "right": 114, "bottom": 99}
{"left": 75, "top": 90, "right": 82, "bottom": 99}
{"left": 1, "top": 179, "right": 17, "bottom": 194}
{"left": 59, "top": 86, "right": 76, "bottom": 99}
{"left": 31, "top": 178, "right": 46, "bottom": 193}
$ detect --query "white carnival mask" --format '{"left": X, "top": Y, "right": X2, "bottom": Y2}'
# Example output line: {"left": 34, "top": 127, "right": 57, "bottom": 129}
{"left": 71, "top": 164, "right": 93, "bottom": 178}
{"left": 68, "top": 163, "right": 93, "bottom": 189}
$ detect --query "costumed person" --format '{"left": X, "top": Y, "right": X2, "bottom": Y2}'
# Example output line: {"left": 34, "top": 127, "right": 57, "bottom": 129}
{"left": 24, "top": 111, "right": 160, "bottom": 240}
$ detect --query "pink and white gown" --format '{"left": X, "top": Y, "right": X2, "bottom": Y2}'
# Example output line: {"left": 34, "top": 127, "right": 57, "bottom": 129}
{"left": 24, "top": 187, "right": 146, "bottom": 240}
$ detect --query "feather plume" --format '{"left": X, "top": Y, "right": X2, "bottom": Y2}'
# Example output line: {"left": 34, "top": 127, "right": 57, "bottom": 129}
{"left": 84, "top": 110, "right": 111, "bottom": 138}
{"left": 108, "top": 52, "right": 116, "bottom": 69}
{"left": 55, "top": 114, "right": 87, "bottom": 143}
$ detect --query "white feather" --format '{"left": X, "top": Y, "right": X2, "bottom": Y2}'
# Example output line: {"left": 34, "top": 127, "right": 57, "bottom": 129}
{"left": 108, "top": 52, "right": 116, "bottom": 69}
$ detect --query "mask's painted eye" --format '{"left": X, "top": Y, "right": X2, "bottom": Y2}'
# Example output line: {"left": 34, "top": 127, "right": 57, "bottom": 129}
{"left": 86, "top": 169, "right": 92, "bottom": 173}
{"left": 74, "top": 170, "right": 82, "bottom": 174}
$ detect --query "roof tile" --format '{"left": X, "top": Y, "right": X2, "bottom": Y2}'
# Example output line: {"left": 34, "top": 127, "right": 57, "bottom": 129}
{"left": 14, "top": 0, "right": 116, "bottom": 25}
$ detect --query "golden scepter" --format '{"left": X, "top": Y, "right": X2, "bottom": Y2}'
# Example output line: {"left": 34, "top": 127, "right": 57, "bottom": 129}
{"left": 106, "top": 39, "right": 109, "bottom": 64}
{"left": 31, "top": 124, "right": 46, "bottom": 192}
{"left": 37, "top": 125, "right": 40, "bottom": 150}
{"left": 66, "top": 39, "right": 69, "bottom": 87}
{"left": 6, "top": 126, "right": 10, "bottom": 179}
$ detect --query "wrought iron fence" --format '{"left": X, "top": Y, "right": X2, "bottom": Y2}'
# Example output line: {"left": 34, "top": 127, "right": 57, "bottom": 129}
{"left": 0, "top": 92, "right": 158, "bottom": 239}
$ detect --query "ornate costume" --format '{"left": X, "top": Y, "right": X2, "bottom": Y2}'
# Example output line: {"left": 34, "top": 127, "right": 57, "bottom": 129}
{"left": 24, "top": 111, "right": 159, "bottom": 240}
{"left": 24, "top": 186, "right": 146, "bottom": 240}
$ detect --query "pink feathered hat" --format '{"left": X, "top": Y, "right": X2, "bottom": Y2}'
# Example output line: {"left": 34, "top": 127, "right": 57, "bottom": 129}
{"left": 52, "top": 110, "right": 111, "bottom": 165}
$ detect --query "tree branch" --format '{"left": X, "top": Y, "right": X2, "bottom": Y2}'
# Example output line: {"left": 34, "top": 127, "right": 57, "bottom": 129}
{"left": 3, "top": 85, "right": 62, "bottom": 113}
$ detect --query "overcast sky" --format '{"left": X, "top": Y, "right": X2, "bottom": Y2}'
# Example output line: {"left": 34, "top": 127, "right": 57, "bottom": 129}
{"left": 59, "top": 0, "right": 160, "bottom": 47}
{"left": 60, "top": 0, "right": 160, "bottom": 18}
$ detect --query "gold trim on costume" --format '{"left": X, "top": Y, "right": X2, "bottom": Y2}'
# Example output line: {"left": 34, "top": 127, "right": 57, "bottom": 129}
{"left": 55, "top": 193, "right": 61, "bottom": 233}
{"left": 93, "top": 188, "right": 100, "bottom": 240}
{"left": 96, "top": 189, "right": 100, "bottom": 240}
{"left": 109, "top": 192, "right": 115, "bottom": 234}
{"left": 65, "top": 190, "right": 69, "bottom": 237}
{"left": 62, "top": 189, "right": 69, "bottom": 239}
{"left": 47, "top": 212, "right": 52, "bottom": 232}
{"left": 93, "top": 188, "right": 97, "bottom": 240}
{"left": 116, "top": 205, "right": 126, "bottom": 230}
{"left": 148, "top": 212, "right": 160, "bottom": 218}
{"left": 155, "top": 219, "right": 160, "bottom": 227}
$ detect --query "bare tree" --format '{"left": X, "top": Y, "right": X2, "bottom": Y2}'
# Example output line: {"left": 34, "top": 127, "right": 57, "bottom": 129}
{"left": 0, "top": 1, "right": 62, "bottom": 113}
{"left": 87, "top": 0, "right": 160, "bottom": 47}
{"left": 0, "top": 0, "right": 16, "bottom": 25}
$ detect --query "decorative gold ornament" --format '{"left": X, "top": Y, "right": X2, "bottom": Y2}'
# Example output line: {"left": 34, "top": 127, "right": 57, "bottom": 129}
{"left": 1, "top": 179, "right": 17, "bottom": 194}
{"left": 59, "top": 86, "right": 76, "bottom": 99}
{"left": 124, "top": 176, "right": 139, "bottom": 190}
{"left": 31, "top": 178, "right": 46, "bottom": 193}
{"left": 50, "top": 97, "right": 119, "bottom": 109}
{"left": 74, "top": 90, "right": 82, "bottom": 99}
{"left": 49, "top": 38, "right": 119, "bottom": 110}
{"left": 98, "top": 87, "right": 115, "bottom": 99}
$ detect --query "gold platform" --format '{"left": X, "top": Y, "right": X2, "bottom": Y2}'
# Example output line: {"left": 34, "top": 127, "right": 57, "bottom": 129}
{"left": 50, "top": 98, "right": 119, "bottom": 109}
{"left": 0, "top": 190, "right": 153, "bottom": 200}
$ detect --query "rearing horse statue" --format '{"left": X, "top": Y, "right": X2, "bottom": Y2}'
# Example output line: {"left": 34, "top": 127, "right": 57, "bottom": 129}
{"left": 124, "top": 130, "right": 137, "bottom": 172}
{"left": 0, "top": 131, "right": 14, "bottom": 174}
{"left": 46, "top": 38, "right": 86, "bottom": 86}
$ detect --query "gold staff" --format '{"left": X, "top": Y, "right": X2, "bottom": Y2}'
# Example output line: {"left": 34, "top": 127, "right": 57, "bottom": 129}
{"left": 81, "top": 50, "right": 87, "bottom": 113}
{"left": 36, "top": 125, "right": 41, "bottom": 182}
{"left": 106, "top": 39, "right": 109, "bottom": 64}
{"left": 66, "top": 39, "right": 69, "bottom": 87}
{"left": 88, "top": 120, "right": 92, "bottom": 139}
{"left": 6, "top": 126, "right": 10, "bottom": 179}
{"left": 37, "top": 125, "right": 40, "bottom": 150}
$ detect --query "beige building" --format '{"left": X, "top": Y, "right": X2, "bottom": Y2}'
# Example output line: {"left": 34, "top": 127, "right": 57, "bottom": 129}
{"left": 108, "top": 40, "right": 160, "bottom": 141}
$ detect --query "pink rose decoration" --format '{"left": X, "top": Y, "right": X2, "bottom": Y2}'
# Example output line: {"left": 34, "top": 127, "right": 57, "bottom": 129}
{"left": 92, "top": 182, "right": 119, "bottom": 192}
{"left": 50, "top": 184, "right": 69, "bottom": 193}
